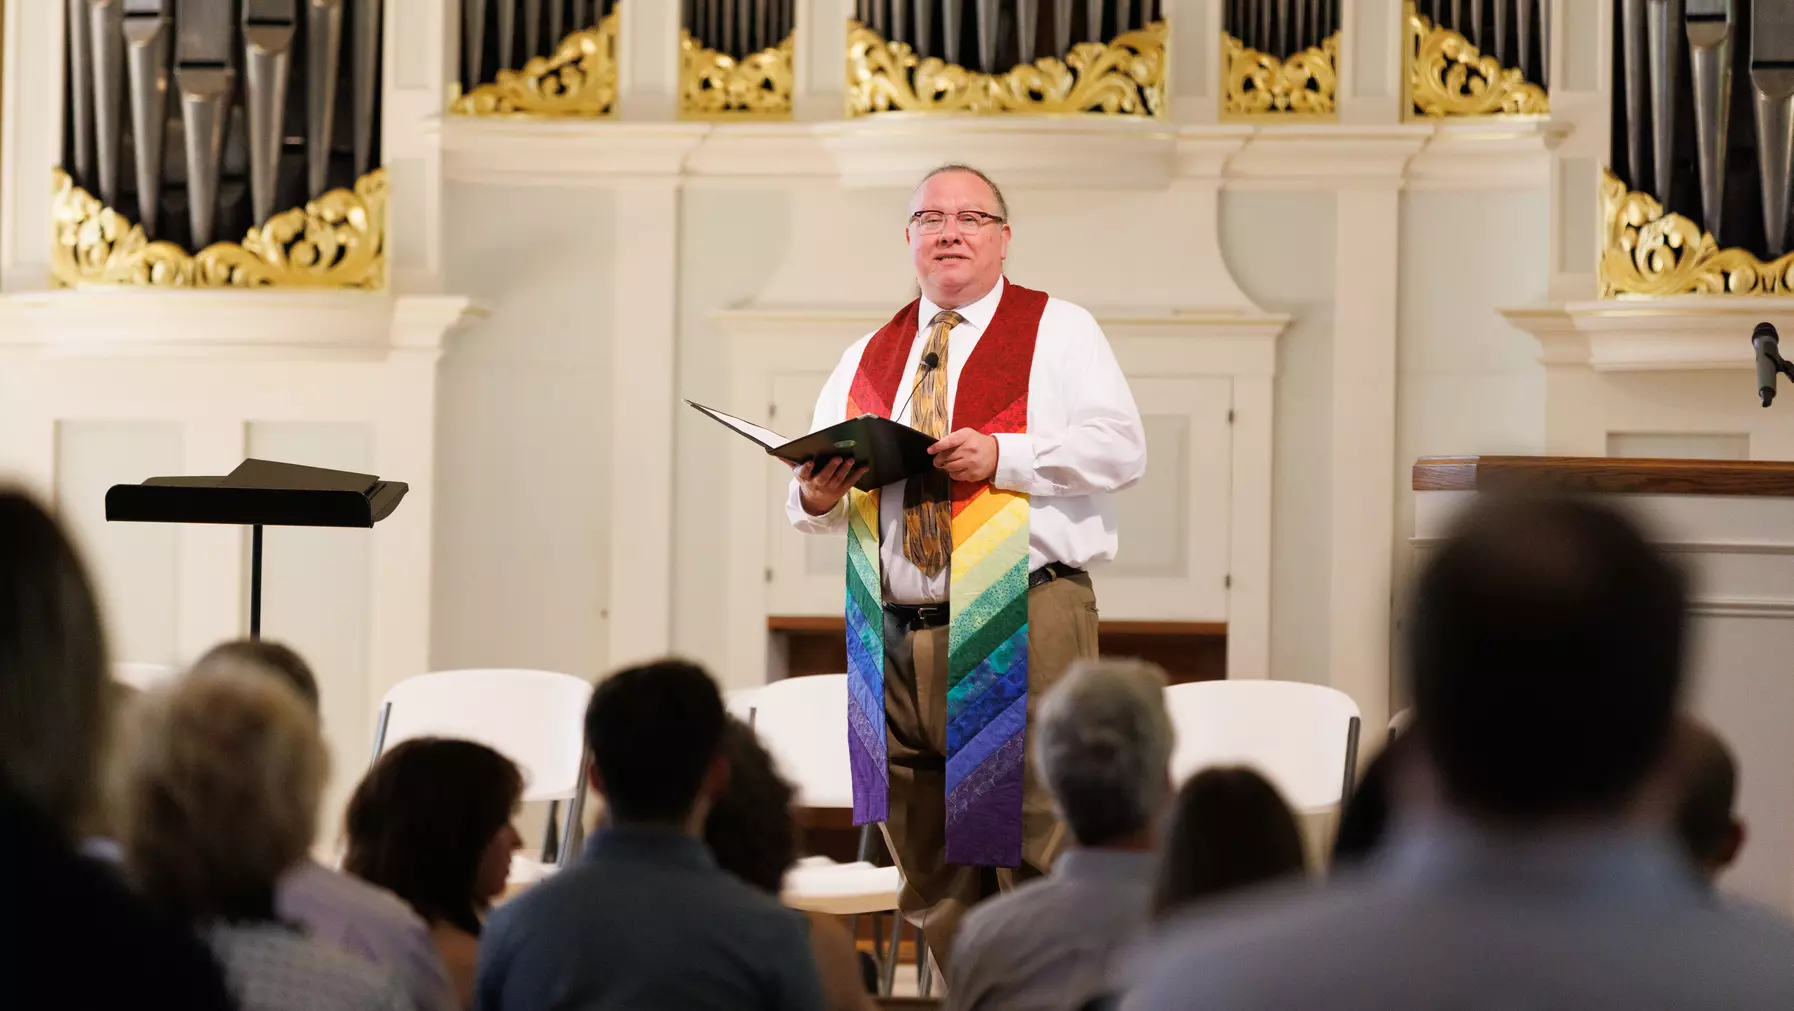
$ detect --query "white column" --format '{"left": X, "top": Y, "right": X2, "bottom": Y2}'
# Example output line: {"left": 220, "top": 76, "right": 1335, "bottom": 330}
{"left": 381, "top": 0, "right": 454, "bottom": 292}
{"left": 1329, "top": 181, "right": 1402, "bottom": 743}
{"left": 1, "top": 0, "right": 65, "bottom": 290}
{"left": 1339, "top": 0, "right": 1405, "bottom": 125}
{"left": 794, "top": 0, "right": 851, "bottom": 121}
{"left": 605, "top": 181, "right": 681, "bottom": 668}
{"left": 618, "top": 0, "right": 682, "bottom": 120}
{"left": 1545, "top": 0, "right": 1610, "bottom": 300}
{"left": 1228, "top": 371, "right": 1276, "bottom": 681}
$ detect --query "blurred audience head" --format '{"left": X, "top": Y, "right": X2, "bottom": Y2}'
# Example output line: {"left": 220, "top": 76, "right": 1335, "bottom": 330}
{"left": 1673, "top": 718, "right": 1744, "bottom": 884}
{"left": 585, "top": 659, "right": 728, "bottom": 828}
{"left": 345, "top": 737, "right": 524, "bottom": 934}
{"left": 704, "top": 718, "right": 798, "bottom": 894}
{"left": 194, "top": 638, "right": 319, "bottom": 714}
{"left": 0, "top": 490, "right": 111, "bottom": 840}
{"left": 1152, "top": 766, "right": 1306, "bottom": 919}
{"left": 1405, "top": 494, "right": 1686, "bottom": 825}
{"left": 114, "top": 666, "right": 327, "bottom": 923}
{"left": 1036, "top": 658, "right": 1174, "bottom": 849}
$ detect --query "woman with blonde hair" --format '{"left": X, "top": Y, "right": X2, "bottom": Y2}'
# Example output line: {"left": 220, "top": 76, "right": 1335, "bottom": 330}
{"left": 114, "top": 662, "right": 409, "bottom": 1011}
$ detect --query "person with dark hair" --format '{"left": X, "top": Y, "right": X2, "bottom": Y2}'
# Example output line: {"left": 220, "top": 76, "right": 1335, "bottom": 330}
{"left": 705, "top": 719, "right": 875, "bottom": 1011}
{"left": 1673, "top": 718, "right": 1745, "bottom": 885}
{"left": 0, "top": 490, "right": 236, "bottom": 1011}
{"left": 947, "top": 659, "right": 1173, "bottom": 1011}
{"left": 1151, "top": 766, "right": 1307, "bottom": 920}
{"left": 191, "top": 638, "right": 461, "bottom": 1011}
{"left": 1129, "top": 494, "right": 1794, "bottom": 1009}
{"left": 346, "top": 738, "right": 523, "bottom": 1008}
{"left": 476, "top": 659, "right": 825, "bottom": 1011}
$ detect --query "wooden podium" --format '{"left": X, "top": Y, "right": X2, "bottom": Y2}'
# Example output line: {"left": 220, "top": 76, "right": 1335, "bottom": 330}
{"left": 1413, "top": 456, "right": 1794, "bottom": 915}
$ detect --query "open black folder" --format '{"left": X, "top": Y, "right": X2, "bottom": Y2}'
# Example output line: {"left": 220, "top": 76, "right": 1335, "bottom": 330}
{"left": 687, "top": 400, "right": 936, "bottom": 492}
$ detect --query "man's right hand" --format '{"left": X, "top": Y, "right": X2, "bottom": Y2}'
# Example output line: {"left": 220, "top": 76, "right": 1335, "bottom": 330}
{"left": 793, "top": 457, "right": 869, "bottom": 515}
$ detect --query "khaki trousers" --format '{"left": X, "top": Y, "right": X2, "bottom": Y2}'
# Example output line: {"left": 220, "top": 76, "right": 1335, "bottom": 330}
{"left": 877, "top": 571, "right": 1099, "bottom": 972}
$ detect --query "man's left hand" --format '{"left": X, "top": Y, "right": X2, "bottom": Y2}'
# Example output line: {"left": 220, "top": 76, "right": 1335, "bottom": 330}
{"left": 930, "top": 428, "right": 999, "bottom": 483}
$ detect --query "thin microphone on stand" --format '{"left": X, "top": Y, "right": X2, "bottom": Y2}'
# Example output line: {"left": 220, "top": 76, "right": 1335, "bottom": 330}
{"left": 893, "top": 352, "right": 942, "bottom": 425}
{"left": 1755, "top": 322, "right": 1786, "bottom": 407}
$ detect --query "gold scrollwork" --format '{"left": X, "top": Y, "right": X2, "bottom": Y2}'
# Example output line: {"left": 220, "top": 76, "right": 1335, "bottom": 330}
{"left": 451, "top": 8, "right": 620, "bottom": 117}
{"left": 51, "top": 167, "right": 386, "bottom": 289}
{"left": 1406, "top": 7, "right": 1547, "bottom": 117}
{"left": 845, "top": 19, "right": 1166, "bottom": 116}
{"left": 1221, "top": 33, "right": 1339, "bottom": 118}
{"left": 679, "top": 29, "right": 795, "bottom": 119}
{"left": 1600, "top": 167, "right": 1794, "bottom": 297}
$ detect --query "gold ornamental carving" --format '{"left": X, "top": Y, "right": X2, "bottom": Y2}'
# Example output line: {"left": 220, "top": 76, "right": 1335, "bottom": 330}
{"left": 1599, "top": 168, "right": 1794, "bottom": 297}
{"left": 451, "top": 9, "right": 620, "bottom": 117}
{"left": 51, "top": 167, "right": 386, "bottom": 289}
{"left": 845, "top": 19, "right": 1166, "bottom": 117}
{"left": 1221, "top": 33, "right": 1339, "bottom": 118}
{"left": 1406, "top": 8, "right": 1548, "bottom": 117}
{"left": 679, "top": 29, "right": 795, "bottom": 119}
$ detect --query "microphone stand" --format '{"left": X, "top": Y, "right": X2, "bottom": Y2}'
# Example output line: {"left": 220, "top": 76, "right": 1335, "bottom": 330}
{"left": 1763, "top": 347, "right": 1794, "bottom": 407}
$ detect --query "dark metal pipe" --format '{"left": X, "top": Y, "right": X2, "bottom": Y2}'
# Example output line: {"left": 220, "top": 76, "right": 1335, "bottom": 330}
{"left": 67, "top": 0, "right": 97, "bottom": 187}
{"left": 1622, "top": 0, "right": 1650, "bottom": 189}
{"left": 975, "top": 0, "right": 997, "bottom": 71}
{"left": 351, "top": 0, "right": 379, "bottom": 179}
{"left": 90, "top": 0, "right": 127, "bottom": 208}
{"left": 1647, "top": 0, "right": 1684, "bottom": 200}
{"left": 1753, "top": 0, "right": 1794, "bottom": 254}
{"left": 123, "top": 0, "right": 170, "bottom": 236}
{"left": 1687, "top": 0, "right": 1737, "bottom": 240}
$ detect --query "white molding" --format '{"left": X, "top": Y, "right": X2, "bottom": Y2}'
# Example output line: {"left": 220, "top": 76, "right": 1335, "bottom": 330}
{"left": 438, "top": 117, "right": 1562, "bottom": 190}
{"left": 1690, "top": 597, "right": 1794, "bottom": 619}
{"left": 815, "top": 118, "right": 1183, "bottom": 189}
{"left": 438, "top": 120, "right": 711, "bottom": 186}
{"left": 1404, "top": 119, "right": 1572, "bottom": 191}
{"left": 1502, "top": 298, "right": 1789, "bottom": 372}
{"left": 0, "top": 292, "right": 481, "bottom": 361}
{"left": 1221, "top": 126, "right": 1431, "bottom": 189}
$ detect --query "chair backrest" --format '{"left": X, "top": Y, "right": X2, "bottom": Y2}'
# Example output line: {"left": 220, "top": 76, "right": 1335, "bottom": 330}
{"left": 1164, "top": 680, "right": 1362, "bottom": 813}
{"left": 748, "top": 674, "right": 851, "bottom": 809}
{"left": 725, "top": 687, "right": 762, "bottom": 724}
{"left": 375, "top": 669, "right": 592, "bottom": 803}
{"left": 113, "top": 661, "right": 178, "bottom": 692}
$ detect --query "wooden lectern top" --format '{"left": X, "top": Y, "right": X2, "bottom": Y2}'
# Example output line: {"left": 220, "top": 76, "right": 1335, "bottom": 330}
{"left": 1413, "top": 456, "right": 1794, "bottom": 498}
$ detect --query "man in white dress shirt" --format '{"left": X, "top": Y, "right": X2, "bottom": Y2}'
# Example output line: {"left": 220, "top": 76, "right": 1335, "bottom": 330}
{"left": 787, "top": 164, "right": 1147, "bottom": 968}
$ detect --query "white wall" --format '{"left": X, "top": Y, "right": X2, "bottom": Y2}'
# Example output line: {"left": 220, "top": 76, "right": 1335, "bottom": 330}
{"left": 431, "top": 185, "right": 618, "bottom": 678}
{"left": 1221, "top": 190, "right": 1337, "bottom": 686}
{"left": 1393, "top": 188, "right": 1551, "bottom": 670}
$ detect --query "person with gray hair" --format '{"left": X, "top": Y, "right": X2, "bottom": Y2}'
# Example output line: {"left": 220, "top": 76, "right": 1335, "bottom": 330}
{"left": 944, "top": 658, "right": 1173, "bottom": 1011}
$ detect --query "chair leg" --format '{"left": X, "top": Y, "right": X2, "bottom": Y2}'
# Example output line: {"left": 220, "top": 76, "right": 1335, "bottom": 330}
{"left": 880, "top": 911, "right": 902, "bottom": 996}
{"left": 917, "top": 929, "right": 934, "bottom": 997}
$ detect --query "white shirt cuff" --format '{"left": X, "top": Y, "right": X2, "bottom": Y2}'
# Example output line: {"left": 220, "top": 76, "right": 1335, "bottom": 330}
{"left": 785, "top": 477, "right": 849, "bottom": 531}
{"left": 992, "top": 433, "right": 1035, "bottom": 492}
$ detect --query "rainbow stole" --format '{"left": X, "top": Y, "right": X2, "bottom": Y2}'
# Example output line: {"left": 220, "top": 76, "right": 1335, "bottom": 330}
{"left": 844, "top": 282, "right": 1046, "bottom": 868}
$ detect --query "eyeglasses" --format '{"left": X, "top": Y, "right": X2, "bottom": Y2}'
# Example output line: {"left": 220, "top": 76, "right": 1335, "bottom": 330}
{"left": 910, "top": 210, "right": 1005, "bottom": 234}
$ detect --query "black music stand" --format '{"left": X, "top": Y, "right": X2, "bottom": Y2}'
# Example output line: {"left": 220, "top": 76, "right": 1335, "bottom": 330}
{"left": 106, "top": 459, "right": 408, "bottom": 638}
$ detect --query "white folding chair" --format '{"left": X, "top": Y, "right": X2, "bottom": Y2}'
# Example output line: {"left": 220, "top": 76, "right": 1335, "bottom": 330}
{"left": 1164, "top": 680, "right": 1363, "bottom": 814}
{"left": 113, "top": 661, "right": 178, "bottom": 692}
{"left": 371, "top": 669, "right": 593, "bottom": 873}
{"left": 748, "top": 673, "right": 907, "bottom": 993}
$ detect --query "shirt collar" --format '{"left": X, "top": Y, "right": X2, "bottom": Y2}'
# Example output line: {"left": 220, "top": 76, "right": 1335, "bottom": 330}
{"left": 919, "top": 275, "right": 1005, "bottom": 335}
{"left": 1054, "top": 846, "right": 1158, "bottom": 883}
{"left": 581, "top": 823, "right": 717, "bottom": 870}
{"left": 1376, "top": 812, "right": 1700, "bottom": 902}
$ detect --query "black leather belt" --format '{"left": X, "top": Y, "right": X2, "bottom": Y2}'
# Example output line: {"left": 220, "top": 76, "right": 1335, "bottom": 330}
{"left": 883, "top": 562, "right": 1084, "bottom": 632}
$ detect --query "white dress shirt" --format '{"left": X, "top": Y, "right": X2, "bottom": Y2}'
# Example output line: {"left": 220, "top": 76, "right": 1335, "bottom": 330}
{"left": 786, "top": 277, "right": 1147, "bottom": 605}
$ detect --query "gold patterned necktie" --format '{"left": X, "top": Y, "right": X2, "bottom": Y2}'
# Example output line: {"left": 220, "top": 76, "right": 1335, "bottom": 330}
{"left": 902, "top": 310, "right": 962, "bottom": 578}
